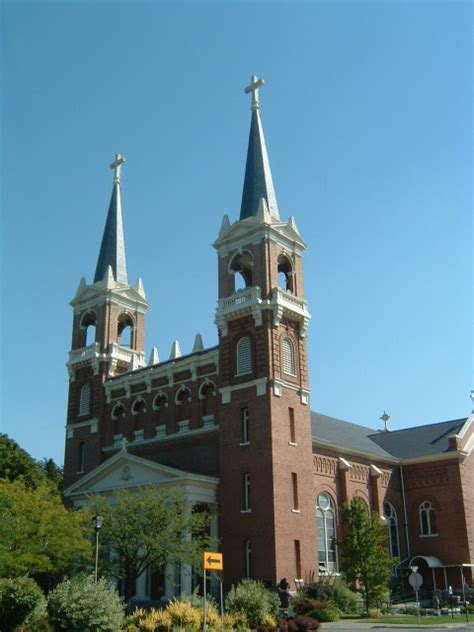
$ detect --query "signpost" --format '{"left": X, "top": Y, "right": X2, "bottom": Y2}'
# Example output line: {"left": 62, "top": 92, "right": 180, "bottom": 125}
{"left": 203, "top": 552, "right": 224, "bottom": 631}
{"left": 409, "top": 566, "right": 423, "bottom": 625}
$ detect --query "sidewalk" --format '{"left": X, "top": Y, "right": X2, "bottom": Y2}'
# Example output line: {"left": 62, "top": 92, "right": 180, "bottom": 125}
{"left": 321, "top": 620, "right": 472, "bottom": 629}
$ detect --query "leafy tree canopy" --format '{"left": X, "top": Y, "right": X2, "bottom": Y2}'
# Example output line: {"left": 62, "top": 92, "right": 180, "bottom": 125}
{"left": 89, "top": 486, "right": 216, "bottom": 602}
{"left": 337, "top": 496, "right": 393, "bottom": 613}
{"left": 0, "top": 434, "right": 63, "bottom": 491}
{"left": 0, "top": 478, "right": 92, "bottom": 584}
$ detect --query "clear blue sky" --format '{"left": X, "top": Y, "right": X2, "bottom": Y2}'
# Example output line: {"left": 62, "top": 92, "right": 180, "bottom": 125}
{"left": 1, "top": 0, "right": 472, "bottom": 466}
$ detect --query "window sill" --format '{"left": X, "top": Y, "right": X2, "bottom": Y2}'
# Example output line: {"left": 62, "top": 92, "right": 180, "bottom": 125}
{"left": 419, "top": 533, "right": 438, "bottom": 538}
{"left": 291, "top": 509, "right": 301, "bottom": 514}
{"left": 240, "top": 441, "right": 250, "bottom": 447}
{"left": 235, "top": 371, "right": 253, "bottom": 377}
{"left": 241, "top": 509, "right": 252, "bottom": 514}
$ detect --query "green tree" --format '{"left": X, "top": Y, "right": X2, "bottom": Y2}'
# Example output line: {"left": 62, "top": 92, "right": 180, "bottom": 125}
{"left": 90, "top": 486, "right": 215, "bottom": 604}
{"left": 0, "top": 434, "right": 63, "bottom": 492}
{"left": 336, "top": 496, "right": 392, "bottom": 614}
{"left": 0, "top": 478, "right": 92, "bottom": 588}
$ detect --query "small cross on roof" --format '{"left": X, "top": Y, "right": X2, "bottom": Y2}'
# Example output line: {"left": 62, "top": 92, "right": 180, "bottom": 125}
{"left": 110, "top": 153, "right": 126, "bottom": 184}
{"left": 244, "top": 75, "right": 265, "bottom": 111}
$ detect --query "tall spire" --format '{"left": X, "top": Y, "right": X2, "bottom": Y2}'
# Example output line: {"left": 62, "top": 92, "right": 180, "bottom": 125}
{"left": 239, "top": 75, "right": 280, "bottom": 221}
{"left": 94, "top": 154, "right": 128, "bottom": 285}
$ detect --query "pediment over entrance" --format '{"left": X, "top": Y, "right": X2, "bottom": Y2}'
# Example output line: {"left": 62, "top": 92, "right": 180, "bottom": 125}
{"left": 64, "top": 450, "right": 219, "bottom": 506}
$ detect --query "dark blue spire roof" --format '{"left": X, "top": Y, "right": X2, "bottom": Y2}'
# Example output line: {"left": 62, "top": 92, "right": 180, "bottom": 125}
{"left": 94, "top": 180, "right": 128, "bottom": 284}
{"left": 239, "top": 109, "right": 280, "bottom": 221}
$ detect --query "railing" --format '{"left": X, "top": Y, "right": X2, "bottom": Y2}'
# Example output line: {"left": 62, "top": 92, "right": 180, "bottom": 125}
{"left": 217, "top": 286, "right": 262, "bottom": 315}
{"left": 68, "top": 342, "right": 100, "bottom": 365}
{"left": 108, "top": 343, "right": 146, "bottom": 365}
{"left": 271, "top": 287, "right": 310, "bottom": 315}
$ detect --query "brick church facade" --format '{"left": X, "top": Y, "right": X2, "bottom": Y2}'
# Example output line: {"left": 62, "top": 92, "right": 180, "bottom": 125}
{"left": 63, "top": 77, "right": 473, "bottom": 602}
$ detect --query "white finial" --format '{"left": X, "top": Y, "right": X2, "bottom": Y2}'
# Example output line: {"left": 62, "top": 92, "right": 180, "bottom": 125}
{"left": 120, "top": 436, "right": 128, "bottom": 452}
{"left": 380, "top": 411, "right": 391, "bottom": 432}
{"left": 110, "top": 153, "right": 126, "bottom": 184}
{"left": 470, "top": 390, "right": 474, "bottom": 413}
{"left": 192, "top": 333, "right": 204, "bottom": 353}
{"left": 148, "top": 347, "right": 160, "bottom": 365}
{"left": 169, "top": 340, "right": 182, "bottom": 359}
{"left": 244, "top": 75, "right": 265, "bottom": 111}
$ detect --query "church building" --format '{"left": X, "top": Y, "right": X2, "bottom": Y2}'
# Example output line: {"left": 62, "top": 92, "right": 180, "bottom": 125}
{"left": 62, "top": 76, "right": 474, "bottom": 603}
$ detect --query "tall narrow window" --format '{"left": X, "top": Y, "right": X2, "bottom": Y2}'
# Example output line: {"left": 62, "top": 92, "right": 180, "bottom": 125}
{"left": 77, "top": 442, "right": 85, "bottom": 473}
{"left": 316, "top": 492, "right": 337, "bottom": 573}
{"left": 242, "top": 473, "right": 251, "bottom": 511}
{"left": 241, "top": 407, "right": 249, "bottom": 444}
{"left": 236, "top": 337, "right": 252, "bottom": 376}
{"left": 294, "top": 540, "right": 302, "bottom": 579}
{"left": 292, "top": 473, "right": 299, "bottom": 511}
{"left": 383, "top": 502, "right": 400, "bottom": 558}
{"left": 244, "top": 540, "right": 252, "bottom": 578}
{"left": 282, "top": 338, "right": 296, "bottom": 376}
{"left": 289, "top": 407, "right": 296, "bottom": 444}
{"left": 419, "top": 501, "right": 437, "bottom": 536}
{"left": 79, "top": 383, "right": 91, "bottom": 416}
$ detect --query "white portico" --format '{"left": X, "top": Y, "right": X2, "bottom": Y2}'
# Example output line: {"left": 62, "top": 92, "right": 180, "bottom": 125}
{"left": 63, "top": 446, "right": 219, "bottom": 602}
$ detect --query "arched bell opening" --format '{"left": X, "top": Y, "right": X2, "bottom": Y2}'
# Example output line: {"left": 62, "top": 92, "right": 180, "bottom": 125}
{"left": 229, "top": 250, "right": 254, "bottom": 291}
{"left": 117, "top": 313, "right": 135, "bottom": 349}
{"left": 277, "top": 253, "right": 295, "bottom": 293}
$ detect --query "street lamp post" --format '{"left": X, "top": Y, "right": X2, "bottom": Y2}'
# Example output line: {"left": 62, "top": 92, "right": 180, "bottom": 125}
{"left": 92, "top": 515, "right": 104, "bottom": 583}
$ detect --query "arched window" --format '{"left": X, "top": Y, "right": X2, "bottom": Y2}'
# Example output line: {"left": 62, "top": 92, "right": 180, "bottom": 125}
{"left": 176, "top": 386, "right": 191, "bottom": 422}
{"left": 79, "top": 383, "right": 91, "bottom": 416}
{"left": 383, "top": 501, "right": 400, "bottom": 558}
{"left": 111, "top": 402, "right": 125, "bottom": 421}
{"left": 199, "top": 381, "right": 216, "bottom": 419}
{"left": 419, "top": 501, "right": 437, "bottom": 536}
{"left": 316, "top": 492, "right": 337, "bottom": 573}
{"left": 132, "top": 398, "right": 146, "bottom": 416}
{"left": 282, "top": 337, "right": 296, "bottom": 376}
{"left": 236, "top": 337, "right": 252, "bottom": 376}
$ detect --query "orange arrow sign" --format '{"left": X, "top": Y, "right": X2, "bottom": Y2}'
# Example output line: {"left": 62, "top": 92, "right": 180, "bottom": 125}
{"left": 203, "top": 551, "right": 223, "bottom": 570}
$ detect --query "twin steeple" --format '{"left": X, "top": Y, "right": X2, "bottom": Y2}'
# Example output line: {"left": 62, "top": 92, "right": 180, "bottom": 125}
{"left": 93, "top": 77, "right": 278, "bottom": 286}
{"left": 94, "top": 154, "right": 128, "bottom": 285}
{"left": 240, "top": 75, "right": 280, "bottom": 221}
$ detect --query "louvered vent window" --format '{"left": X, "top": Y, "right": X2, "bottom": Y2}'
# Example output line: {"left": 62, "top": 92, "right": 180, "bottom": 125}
{"left": 282, "top": 338, "right": 296, "bottom": 375}
{"left": 236, "top": 337, "right": 252, "bottom": 375}
{"left": 79, "top": 383, "right": 91, "bottom": 416}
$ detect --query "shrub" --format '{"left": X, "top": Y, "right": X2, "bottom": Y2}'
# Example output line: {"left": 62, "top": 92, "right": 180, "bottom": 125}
{"left": 165, "top": 598, "right": 201, "bottom": 629}
{"left": 290, "top": 597, "right": 325, "bottom": 615}
{"left": 0, "top": 576, "right": 45, "bottom": 632}
{"left": 297, "top": 579, "right": 360, "bottom": 614}
{"left": 223, "top": 610, "right": 248, "bottom": 629}
{"left": 307, "top": 607, "right": 339, "bottom": 622}
{"left": 47, "top": 574, "right": 125, "bottom": 631}
{"left": 333, "top": 580, "right": 361, "bottom": 613}
{"left": 225, "top": 579, "right": 279, "bottom": 629}
{"left": 291, "top": 615, "right": 320, "bottom": 631}
{"left": 127, "top": 607, "right": 148, "bottom": 627}
{"left": 138, "top": 608, "right": 172, "bottom": 631}
{"left": 22, "top": 594, "right": 53, "bottom": 632}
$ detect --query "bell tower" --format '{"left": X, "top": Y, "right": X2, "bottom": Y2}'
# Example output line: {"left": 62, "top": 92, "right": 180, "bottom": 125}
{"left": 64, "top": 155, "right": 148, "bottom": 485}
{"left": 215, "top": 77, "right": 316, "bottom": 589}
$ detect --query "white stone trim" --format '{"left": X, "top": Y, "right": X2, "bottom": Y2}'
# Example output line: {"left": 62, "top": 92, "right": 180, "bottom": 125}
{"left": 65, "top": 418, "right": 99, "bottom": 439}
{"left": 102, "top": 423, "right": 219, "bottom": 453}
{"left": 219, "top": 378, "right": 268, "bottom": 404}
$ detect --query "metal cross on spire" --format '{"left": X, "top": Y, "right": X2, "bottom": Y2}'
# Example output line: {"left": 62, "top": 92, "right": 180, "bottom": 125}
{"left": 244, "top": 75, "right": 265, "bottom": 111}
{"left": 110, "top": 153, "right": 126, "bottom": 184}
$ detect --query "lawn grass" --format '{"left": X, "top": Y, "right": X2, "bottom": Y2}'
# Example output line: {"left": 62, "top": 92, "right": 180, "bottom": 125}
{"left": 355, "top": 614, "right": 470, "bottom": 625}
